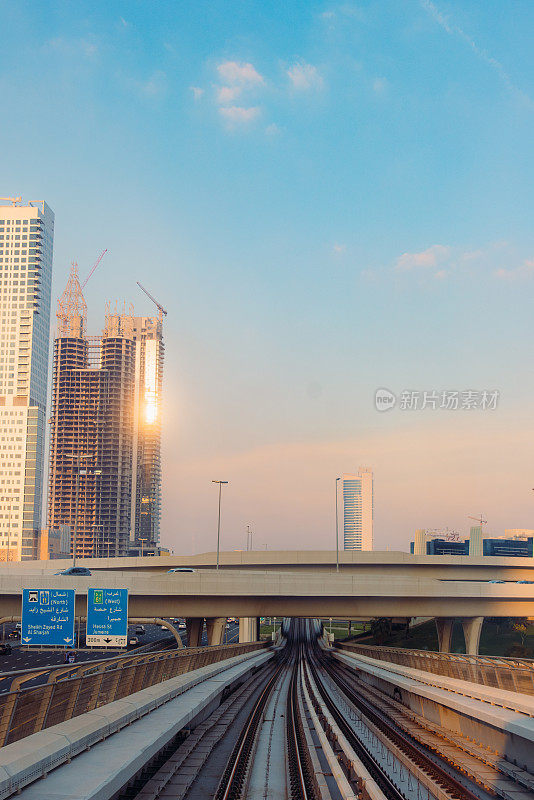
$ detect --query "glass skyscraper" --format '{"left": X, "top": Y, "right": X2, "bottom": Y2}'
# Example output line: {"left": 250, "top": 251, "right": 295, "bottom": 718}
{"left": 0, "top": 199, "right": 54, "bottom": 560}
{"left": 342, "top": 467, "right": 373, "bottom": 551}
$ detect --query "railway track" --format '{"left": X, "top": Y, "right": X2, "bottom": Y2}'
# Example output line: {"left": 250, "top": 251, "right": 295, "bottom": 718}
{"left": 126, "top": 620, "right": 519, "bottom": 800}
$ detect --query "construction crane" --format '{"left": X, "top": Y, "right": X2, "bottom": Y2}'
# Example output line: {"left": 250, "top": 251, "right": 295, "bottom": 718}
{"left": 82, "top": 249, "right": 108, "bottom": 289}
{"left": 468, "top": 514, "right": 487, "bottom": 526}
{"left": 0, "top": 197, "right": 22, "bottom": 205}
{"left": 136, "top": 281, "right": 168, "bottom": 324}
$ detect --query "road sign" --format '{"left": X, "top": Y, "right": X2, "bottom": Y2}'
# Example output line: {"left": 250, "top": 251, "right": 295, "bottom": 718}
{"left": 86, "top": 588, "right": 128, "bottom": 647}
{"left": 21, "top": 588, "right": 75, "bottom": 647}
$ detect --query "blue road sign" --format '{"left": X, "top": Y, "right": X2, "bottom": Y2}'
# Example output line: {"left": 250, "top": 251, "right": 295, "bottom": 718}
{"left": 86, "top": 588, "right": 128, "bottom": 647}
{"left": 21, "top": 589, "right": 75, "bottom": 647}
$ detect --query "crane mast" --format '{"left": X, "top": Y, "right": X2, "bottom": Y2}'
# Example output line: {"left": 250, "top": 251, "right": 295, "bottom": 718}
{"left": 136, "top": 281, "right": 168, "bottom": 324}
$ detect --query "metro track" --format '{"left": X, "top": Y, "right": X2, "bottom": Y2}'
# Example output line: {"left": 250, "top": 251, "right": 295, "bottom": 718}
{"left": 125, "top": 621, "right": 517, "bottom": 800}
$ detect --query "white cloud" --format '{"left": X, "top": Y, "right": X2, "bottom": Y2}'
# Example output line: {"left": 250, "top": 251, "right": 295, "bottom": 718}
{"left": 46, "top": 37, "right": 98, "bottom": 58}
{"left": 217, "top": 85, "right": 242, "bottom": 104}
{"left": 191, "top": 86, "right": 204, "bottom": 101}
{"left": 372, "top": 77, "right": 388, "bottom": 95}
{"left": 217, "top": 61, "right": 264, "bottom": 86}
{"left": 287, "top": 62, "right": 324, "bottom": 91}
{"left": 396, "top": 244, "right": 451, "bottom": 271}
{"left": 265, "top": 123, "right": 282, "bottom": 136}
{"left": 421, "top": 0, "right": 532, "bottom": 106}
{"left": 134, "top": 70, "right": 167, "bottom": 99}
{"left": 219, "top": 106, "right": 261, "bottom": 125}
{"left": 494, "top": 259, "right": 534, "bottom": 281}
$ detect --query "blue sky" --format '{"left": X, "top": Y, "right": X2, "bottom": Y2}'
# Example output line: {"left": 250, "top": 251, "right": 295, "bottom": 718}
{"left": 2, "top": 1, "right": 534, "bottom": 554}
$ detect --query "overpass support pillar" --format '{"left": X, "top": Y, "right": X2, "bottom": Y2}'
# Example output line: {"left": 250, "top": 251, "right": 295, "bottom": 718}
{"left": 239, "top": 617, "right": 259, "bottom": 643}
{"left": 462, "top": 616, "right": 484, "bottom": 656}
{"left": 186, "top": 618, "right": 203, "bottom": 648}
{"left": 205, "top": 617, "right": 226, "bottom": 646}
{"left": 435, "top": 618, "right": 454, "bottom": 653}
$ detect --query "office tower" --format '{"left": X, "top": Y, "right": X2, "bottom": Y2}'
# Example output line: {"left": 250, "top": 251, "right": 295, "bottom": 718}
{"left": 342, "top": 467, "right": 373, "bottom": 551}
{"left": 48, "top": 270, "right": 135, "bottom": 558}
{"left": 130, "top": 315, "right": 164, "bottom": 553}
{"left": 0, "top": 198, "right": 54, "bottom": 560}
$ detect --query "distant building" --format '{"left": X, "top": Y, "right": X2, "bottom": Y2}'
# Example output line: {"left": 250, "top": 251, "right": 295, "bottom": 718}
{"left": 483, "top": 537, "right": 533, "bottom": 557}
{"left": 410, "top": 538, "right": 469, "bottom": 555}
{"left": 410, "top": 528, "right": 533, "bottom": 557}
{"left": 0, "top": 199, "right": 54, "bottom": 560}
{"left": 342, "top": 468, "right": 373, "bottom": 550}
{"left": 38, "top": 525, "right": 71, "bottom": 559}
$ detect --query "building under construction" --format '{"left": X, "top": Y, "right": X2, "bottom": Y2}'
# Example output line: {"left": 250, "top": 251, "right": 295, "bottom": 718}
{"left": 48, "top": 266, "right": 164, "bottom": 558}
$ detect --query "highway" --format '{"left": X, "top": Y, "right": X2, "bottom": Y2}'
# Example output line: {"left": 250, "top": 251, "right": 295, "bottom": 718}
{"left": 0, "top": 621, "right": 240, "bottom": 693}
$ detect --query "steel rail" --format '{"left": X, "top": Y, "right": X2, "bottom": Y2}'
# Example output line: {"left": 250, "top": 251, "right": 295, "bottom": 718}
{"left": 316, "top": 649, "right": 483, "bottom": 800}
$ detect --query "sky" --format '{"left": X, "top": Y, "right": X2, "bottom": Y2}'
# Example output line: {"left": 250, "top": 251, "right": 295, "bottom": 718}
{"left": 1, "top": 0, "right": 534, "bottom": 555}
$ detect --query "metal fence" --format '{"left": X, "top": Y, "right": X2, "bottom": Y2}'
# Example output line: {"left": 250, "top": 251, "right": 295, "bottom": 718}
{"left": 0, "top": 641, "right": 267, "bottom": 747}
{"left": 335, "top": 642, "right": 534, "bottom": 696}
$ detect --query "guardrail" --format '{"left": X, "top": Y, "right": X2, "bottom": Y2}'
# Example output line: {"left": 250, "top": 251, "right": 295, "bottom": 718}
{"left": 0, "top": 641, "right": 267, "bottom": 747}
{"left": 335, "top": 642, "right": 534, "bottom": 696}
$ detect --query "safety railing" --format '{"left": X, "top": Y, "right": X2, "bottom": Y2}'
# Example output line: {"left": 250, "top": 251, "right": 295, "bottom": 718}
{"left": 335, "top": 642, "right": 534, "bottom": 696}
{"left": 0, "top": 640, "right": 267, "bottom": 747}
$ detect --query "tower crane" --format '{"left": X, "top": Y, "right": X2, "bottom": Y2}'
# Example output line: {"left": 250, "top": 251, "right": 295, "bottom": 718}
{"left": 136, "top": 281, "right": 168, "bottom": 324}
{"left": 468, "top": 514, "right": 487, "bottom": 526}
{"left": 82, "top": 249, "right": 108, "bottom": 289}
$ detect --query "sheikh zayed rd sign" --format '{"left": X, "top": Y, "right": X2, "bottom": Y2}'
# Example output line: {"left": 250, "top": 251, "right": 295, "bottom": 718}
{"left": 86, "top": 588, "right": 129, "bottom": 647}
{"left": 21, "top": 588, "right": 75, "bottom": 646}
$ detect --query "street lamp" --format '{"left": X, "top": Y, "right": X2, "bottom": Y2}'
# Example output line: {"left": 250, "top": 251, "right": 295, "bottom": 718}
{"left": 212, "top": 480, "right": 228, "bottom": 570}
{"left": 335, "top": 477, "right": 341, "bottom": 573}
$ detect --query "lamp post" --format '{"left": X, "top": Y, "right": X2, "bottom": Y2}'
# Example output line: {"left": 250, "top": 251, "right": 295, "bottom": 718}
{"left": 335, "top": 477, "right": 341, "bottom": 573}
{"left": 212, "top": 480, "right": 228, "bottom": 570}
{"left": 139, "top": 538, "right": 147, "bottom": 557}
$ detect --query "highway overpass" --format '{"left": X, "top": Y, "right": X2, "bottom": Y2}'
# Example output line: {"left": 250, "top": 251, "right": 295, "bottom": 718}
{"left": 2, "top": 549, "right": 534, "bottom": 580}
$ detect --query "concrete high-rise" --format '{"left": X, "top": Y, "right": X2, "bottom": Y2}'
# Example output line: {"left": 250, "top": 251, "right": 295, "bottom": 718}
{"left": 0, "top": 198, "right": 54, "bottom": 560}
{"left": 342, "top": 467, "right": 373, "bottom": 551}
{"left": 48, "top": 273, "right": 136, "bottom": 558}
{"left": 130, "top": 316, "right": 164, "bottom": 553}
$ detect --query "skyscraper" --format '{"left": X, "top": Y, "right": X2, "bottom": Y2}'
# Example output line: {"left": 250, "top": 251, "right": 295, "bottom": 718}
{"left": 130, "top": 315, "right": 164, "bottom": 552}
{"left": 0, "top": 198, "right": 54, "bottom": 560}
{"left": 48, "top": 272, "right": 136, "bottom": 558}
{"left": 342, "top": 467, "right": 373, "bottom": 551}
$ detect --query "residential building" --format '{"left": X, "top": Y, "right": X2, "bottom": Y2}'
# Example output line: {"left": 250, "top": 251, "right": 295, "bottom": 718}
{"left": 342, "top": 467, "right": 373, "bottom": 550}
{"left": 0, "top": 198, "right": 54, "bottom": 560}
{"left": 48, "top": 271, "right": 136, "bottom": 558}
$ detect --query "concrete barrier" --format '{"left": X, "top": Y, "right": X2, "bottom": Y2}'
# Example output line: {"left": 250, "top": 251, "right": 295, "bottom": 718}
{"left": 0, "top": 648, "right": 274, "bottom": 800}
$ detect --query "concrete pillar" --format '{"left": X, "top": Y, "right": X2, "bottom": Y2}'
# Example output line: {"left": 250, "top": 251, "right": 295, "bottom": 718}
{"left": 435, "top": 618, "right": 454, "bottom": 653}
{"left": 205, "top": 617, "right": 226, "bottom": 646}
{"left": 239, "top": 617, "right": 259, "bottom": 643}
{"left": 186, "top": 618, "right": 203, "bottom": 648}
{"left": 462, "top": 616, "right": 484, "bottom": 655}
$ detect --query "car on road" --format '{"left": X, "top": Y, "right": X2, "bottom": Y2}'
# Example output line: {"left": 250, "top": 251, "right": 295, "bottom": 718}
{"left": 135, "top": 625, "right": 146, "bottom": 635}
{"left": 128, "top": 636, "right": 140, "bottom": 648}
{"left": 54, "top": 567, "right": 92, "bottom": 576}
{"left": 167, "top": 568, "right": 195, "bottom": 573}
{"left": 8, "top": 630, "right": 20, "bottom": 639}
{"left": 0, "top": 644, "right": 12, "bottom": 655}
{"left": 517, "top": 580, "right": 534, "bottom": 584}
{"left": 488, "top": 580, "right": 505, "bottom": 584}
